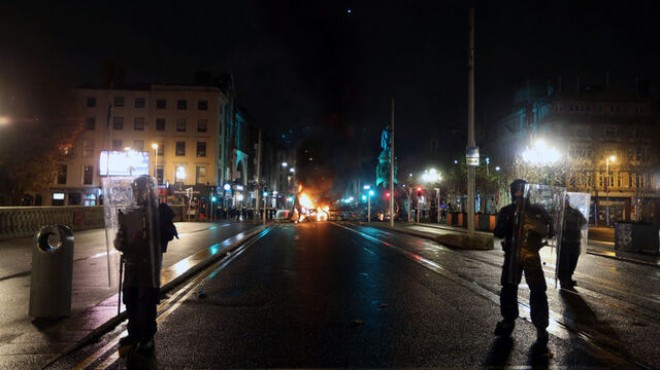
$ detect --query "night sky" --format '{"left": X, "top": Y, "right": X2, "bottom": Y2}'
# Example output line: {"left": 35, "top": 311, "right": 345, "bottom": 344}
{"left": 3, "top": 1, "right": 660, "bottom": 179}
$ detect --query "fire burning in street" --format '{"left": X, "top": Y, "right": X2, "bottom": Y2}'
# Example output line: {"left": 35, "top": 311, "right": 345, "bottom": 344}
{"left": 296, "top": 188, "right": 329, "bottom": 222}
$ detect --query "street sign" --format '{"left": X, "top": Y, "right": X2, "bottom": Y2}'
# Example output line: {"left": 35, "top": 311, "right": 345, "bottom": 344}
{"left": 466, "top": 146, "right": 479, "bottom": 166}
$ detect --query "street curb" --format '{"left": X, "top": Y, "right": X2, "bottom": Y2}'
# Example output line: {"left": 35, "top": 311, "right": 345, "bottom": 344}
{"left": 586, "top": 249, "right": 660, "bottom": 268}
{"left": 42, "top": 225, "right": 267, "bottom": 368}
{"left": 365, "top": 223, "right": 495, "bottom": 251}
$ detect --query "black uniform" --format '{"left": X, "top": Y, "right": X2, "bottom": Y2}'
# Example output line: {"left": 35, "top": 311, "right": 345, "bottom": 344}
{"left": 558, "top": 203, "right": 587, "bottom": 287}
{"left": 114, "top": 175, "right": 169, "bottom": 358}
{"left": 494, "top": 189, "right": 553, "bottom": 332}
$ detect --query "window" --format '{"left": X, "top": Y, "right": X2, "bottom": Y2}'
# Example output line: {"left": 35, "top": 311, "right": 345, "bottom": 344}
{"left": 113, "top": 117, "right": 124, "bottom": 130}
{"left": 196, "top": 166, "right": 207, "bottom": 184}
{"left": 83, "top": 140, "right": 95, "bottom": 158}
{"left": 155, "top": 142, "right": 164, "bottom": 155}
{"left": 114, "top": 96, "right": 125, "bottom": 107}
{"left": 86, "top": 97, "right": 97, "bottom": 108}
{"left": 133, "top": 140, "right": 144, "bottom": 151}
{"left": 83, "top": 165, "right": 94, "bottom": 185}
{"left": 134, "top": 117, "right": 145, "bottom": 131}
{"left": 156, "top": 99, "right": 167, "bottom": 109}
{"left": 134, "top": 97, "right": 146, "bottom": 108}
{"left": 176, "top": 119, "right": 187, "bottom": 132}
{"left": 176, "top": 141, "right": 186, "bottom": 156}
{"left": 177, "top": 99, "right": 187, "bottom": 110}
{"left": 85, "top": 117, "right": 96, "bottom": 130}
{"left": 156, "top": 118, "right": 166, "bottom": 131}
{"left": 196, "top": 141, "right": 207, "bottom": 157}
{"left": 197, "top": 119, "right": 208, "bottom": 132}
{"left": 57, "top": 165, "right": 67, "bottom": 185}
{"left": 112, "top": 140, "right": 123, "bottom": 151}
{"left": 198, "top": 100, "right": 208, "bottom": 110}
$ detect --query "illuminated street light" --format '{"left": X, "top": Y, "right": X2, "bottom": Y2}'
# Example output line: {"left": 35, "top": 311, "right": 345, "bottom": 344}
{"left": 363, "top": 185, "right": 373, "bottom": 221}
{"left": 176, "top": 165, "right": 186, "bottom": 183}
{"left": 606, "top": 155, "right": 616, "bottom": 227}
{"left": 152, "top": 143, "right": 159, "bottom": 180}
{"left": 421, "top": 169, "right": 443, "bottom": 224}
{"left": 521, "top": 138, "right": 561, "bottom": 166}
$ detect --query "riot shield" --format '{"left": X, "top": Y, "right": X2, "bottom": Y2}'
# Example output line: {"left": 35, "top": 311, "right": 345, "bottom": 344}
{"left": 102, "top": 176, "right": 135, "bottom": 289}
{"left": 102, "top": 176, "right": 161, "bottom": 306}
{"left": 508, "top": 183, "right": 566, "bottom": 285}
{"left": 556, "top": 192, "right": 590, "bottom": 286}
{"left": 564, "top": 192, "right": 591, "bottom": 255}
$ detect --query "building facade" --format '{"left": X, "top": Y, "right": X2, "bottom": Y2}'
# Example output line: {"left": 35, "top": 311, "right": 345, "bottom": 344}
{"left": 493, "top": 80, "right": 660, "bottom": 224}
{"left": 47, "top": 81, "right": 253, "bottom": 209}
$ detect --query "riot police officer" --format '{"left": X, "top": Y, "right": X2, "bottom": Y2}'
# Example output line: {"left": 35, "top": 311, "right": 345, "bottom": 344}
{"left": 493, "top": 179, "right": 552, "bottom": 346}
{"left": 114, "top": 175, "right": 163, "bottom": 358}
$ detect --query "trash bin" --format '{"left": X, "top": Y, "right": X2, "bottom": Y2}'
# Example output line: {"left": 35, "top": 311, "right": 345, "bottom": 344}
{"left": 614, "top": 222, "right": 660, "bottom": 254}
{"left": 29, "top": 225, "right": 74, "bottom": 318}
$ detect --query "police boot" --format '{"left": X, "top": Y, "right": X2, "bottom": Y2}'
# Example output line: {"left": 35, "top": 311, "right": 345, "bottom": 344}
{"left": 493, "top": 319, "right": 515, "bottom": 337}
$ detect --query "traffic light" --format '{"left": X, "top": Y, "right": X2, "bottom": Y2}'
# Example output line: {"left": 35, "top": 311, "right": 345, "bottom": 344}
{"left": 385, "top": 191, "right": 390, "bottom": 198}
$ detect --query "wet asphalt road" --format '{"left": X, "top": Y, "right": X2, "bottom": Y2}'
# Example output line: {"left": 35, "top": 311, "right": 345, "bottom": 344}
{"left": 47, "top": 221, "right": 659, "bottom": 369}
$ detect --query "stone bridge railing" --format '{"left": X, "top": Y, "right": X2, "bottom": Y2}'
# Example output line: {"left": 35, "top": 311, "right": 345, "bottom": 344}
{"left": 0, "top": 205, "right": 186, "bottom": 241}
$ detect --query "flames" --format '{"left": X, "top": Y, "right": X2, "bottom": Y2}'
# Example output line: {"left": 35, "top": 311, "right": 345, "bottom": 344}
{"left": 297, "top": 188, "right": 329, "bottom": 222}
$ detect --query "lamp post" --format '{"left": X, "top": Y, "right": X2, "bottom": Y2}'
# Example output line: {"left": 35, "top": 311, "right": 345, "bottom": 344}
{"left": 422, "top": 168, "right": 443, "bottom": 223}
{"left": 606, "top": 155, "right": 616, "bottom": 226}
{"left": 152, "top": 143, "right": 159, "bottom": 181}
{"left": 363, "top": 185, "right": 372, "bottom": 222}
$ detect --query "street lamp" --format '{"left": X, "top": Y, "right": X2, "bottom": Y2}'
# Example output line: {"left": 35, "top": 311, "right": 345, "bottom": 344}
{"left": 421, "top": 168, "right": 443, "bottom": 223}
{"left": 363, "top": 185, "right": 372, "bottom": 222}
{"left": 152, "top": 143, "right": 159, "bottom": 181}
{"left": 606, "top": 155, "right": 616, "bottom": 226}
{"left": 176, "top": 165, "right": 186, "bottom": 190}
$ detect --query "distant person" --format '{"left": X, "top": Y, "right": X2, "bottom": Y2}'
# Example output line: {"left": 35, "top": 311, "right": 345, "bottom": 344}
{"left": 493, "top": 179, "right": 553, "bottom": 348}
{"left": 114, "top": 175, "right": 176, "bottom": 362}
{"left": 558, "top": 198, "right": 587, "bottom": 289}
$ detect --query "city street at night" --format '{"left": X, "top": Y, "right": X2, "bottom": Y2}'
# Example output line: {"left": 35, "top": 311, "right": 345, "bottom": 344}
{"left": 31, "top": 221, "right": 660, "bottom": 369}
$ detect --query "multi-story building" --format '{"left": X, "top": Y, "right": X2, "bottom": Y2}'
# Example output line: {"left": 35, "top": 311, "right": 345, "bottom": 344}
{"left": 49, "top": 80, "right": 252, "bottom": 209}
{"left": 491, "top": 79, "right": 660, "bottom": 224}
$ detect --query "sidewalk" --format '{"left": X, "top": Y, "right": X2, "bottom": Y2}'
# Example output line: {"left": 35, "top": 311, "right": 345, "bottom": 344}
{"left": 0, "top": 222, "right": 265, "bottom": 370}
{"left": 384, "top": 222, "right": 660, "bottom": 267}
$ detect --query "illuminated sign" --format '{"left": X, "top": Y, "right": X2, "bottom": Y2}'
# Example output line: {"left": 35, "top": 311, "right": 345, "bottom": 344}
{"left": 99, "top": 150, "right": 150, "bottom": 176}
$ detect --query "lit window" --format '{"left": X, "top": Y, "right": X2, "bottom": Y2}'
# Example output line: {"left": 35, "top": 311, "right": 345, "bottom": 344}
{"left": 196, "top": 142, "right": 207, "bottom": 157}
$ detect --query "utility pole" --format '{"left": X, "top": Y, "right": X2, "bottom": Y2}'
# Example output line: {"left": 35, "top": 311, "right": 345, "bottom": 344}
{"left": 390, "top": 97, "right": 395, "bottom": 229}
{"left": 467, "top": 6, "right": 476, "bottom": 236}
{"left": 255, "top": 129, "right": 262, "bottom": 224}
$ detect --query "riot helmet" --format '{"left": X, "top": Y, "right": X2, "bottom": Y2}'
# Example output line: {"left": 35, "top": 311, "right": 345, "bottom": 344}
{"left": 132, "top": 175, "right": 156, "bottom": 205}
{"left": 510, "top": 179, "right": 527, "bottom": 201}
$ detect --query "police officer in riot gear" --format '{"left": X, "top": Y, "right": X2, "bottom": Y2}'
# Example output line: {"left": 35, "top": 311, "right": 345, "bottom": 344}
{"left": 493, "top": 179, "right": 552, "bottom": 347}
{"left": 114, "top": 175, "right": 163, "bottom": 358}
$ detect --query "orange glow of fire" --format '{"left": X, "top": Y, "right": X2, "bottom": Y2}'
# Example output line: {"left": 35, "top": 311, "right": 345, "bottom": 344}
{"left": 297, "top": 191, "right": 329, "bottom": 222}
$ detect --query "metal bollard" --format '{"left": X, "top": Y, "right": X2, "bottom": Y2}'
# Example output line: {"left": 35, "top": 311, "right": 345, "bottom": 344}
{"left": 29, "top": 225, "right": 74, "bottom": 318}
